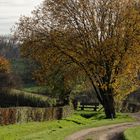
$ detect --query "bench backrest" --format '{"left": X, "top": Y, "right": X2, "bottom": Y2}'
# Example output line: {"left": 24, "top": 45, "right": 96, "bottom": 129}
{"left": 80, "top": 102, "right": 99, "bottom": 106}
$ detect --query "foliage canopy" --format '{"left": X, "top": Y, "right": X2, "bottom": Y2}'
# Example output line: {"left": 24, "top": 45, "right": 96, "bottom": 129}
{"left": 14, "top": 0, "right": 140, "bottom": 118}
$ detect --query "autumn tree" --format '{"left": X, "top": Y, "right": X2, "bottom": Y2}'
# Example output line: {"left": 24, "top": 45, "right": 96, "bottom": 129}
{"left": 33, "top": 56, "right": 84, "bottom": 105}
{"left": 14, "top": 0, "right": 140, "bottom": 118}
{"left": 0, "top": 56, "right": 11, "bottom": 91}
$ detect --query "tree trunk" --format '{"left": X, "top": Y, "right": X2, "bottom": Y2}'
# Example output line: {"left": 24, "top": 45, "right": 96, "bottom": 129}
{"left": 99, "top": 88, "right": 116, "bottom": 119}
{"left": 103, "top": 96, "right": 116, "bottom": 119}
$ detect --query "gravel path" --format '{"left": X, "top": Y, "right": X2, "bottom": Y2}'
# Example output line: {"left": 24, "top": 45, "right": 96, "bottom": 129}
{"left": 65, "top": 113, "right": 140, "bottom": 140}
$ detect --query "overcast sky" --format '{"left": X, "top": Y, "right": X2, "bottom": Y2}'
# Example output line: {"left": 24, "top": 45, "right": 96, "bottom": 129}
{"left": 0, "top": 0, "right": 43, "bottom": 35}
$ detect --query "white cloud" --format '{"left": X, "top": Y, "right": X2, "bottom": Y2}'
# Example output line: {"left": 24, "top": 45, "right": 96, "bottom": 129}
{"left": 0, "top": 0, "right": 43, "bottom": 35}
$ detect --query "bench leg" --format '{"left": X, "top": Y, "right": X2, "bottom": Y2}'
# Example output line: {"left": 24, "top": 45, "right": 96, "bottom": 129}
{"left": 81, "top": 105, "right": 84, "bottom": 110}
{"left": 93, "top": 106, "right": 97, "bottom": 111}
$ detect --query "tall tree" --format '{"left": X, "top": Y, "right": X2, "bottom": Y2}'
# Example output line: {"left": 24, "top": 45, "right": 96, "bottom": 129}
{"left": 0, "top": 56, "right": 11, "bottom": 91}
{"left": 14, "top": 0, "right": 140, "bottom": 118}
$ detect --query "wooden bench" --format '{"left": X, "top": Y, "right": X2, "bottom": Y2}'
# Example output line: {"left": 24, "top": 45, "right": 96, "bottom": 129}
{"left": 79, "top": 103, "right": 99, "bottom": 111}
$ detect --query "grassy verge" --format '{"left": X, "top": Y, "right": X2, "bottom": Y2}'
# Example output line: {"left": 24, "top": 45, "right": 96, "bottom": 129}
{"left": 0, "top": 110, "right": 134, "bottom": 140}
{"left": 22, "top": 86, "right": 48, "bottom": 95}
{"left": 11, "top": 89, "right": 49, "bottom": 101}
{"left": 124, "top": 126, "right": 140, "bottom": 140}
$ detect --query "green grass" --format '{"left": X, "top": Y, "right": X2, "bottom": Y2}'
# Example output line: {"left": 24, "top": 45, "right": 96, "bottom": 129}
{"left": 0, "top": 89, "right": 56, "bottom": 107}
{"left": 11, "top": 89, "right": 49, "bottom": 101}
{"left": 0, "top": 110, "right": 134, "bottom": 140}
{"left": 124, "top": 126, "right": 140, "bottom": 140}
{"left": 10, "top": 89, "right": 57, "bottom": 107}
{"left": 22, "top": 86, "right": 48, "bottom": 95}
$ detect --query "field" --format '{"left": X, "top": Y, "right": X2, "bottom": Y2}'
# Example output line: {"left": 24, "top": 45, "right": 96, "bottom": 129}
{"left": 124, "top": 126, "right": 140, "bottom": 140}
{"left": 22, "top": 86, "right": 48, "bottom": 95}
{"left": 0, "top": 89, "right": 57, "bottom": 108}
{"left": 0, "top": 110, "right": 134, "bottom": 140}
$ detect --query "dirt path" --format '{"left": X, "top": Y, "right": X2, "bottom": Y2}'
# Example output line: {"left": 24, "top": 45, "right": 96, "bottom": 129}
{"left": 65, "top": 113, "right": 140, "bottom": 140}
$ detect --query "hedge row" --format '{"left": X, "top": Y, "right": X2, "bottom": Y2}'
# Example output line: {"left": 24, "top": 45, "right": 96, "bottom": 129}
{"left": 0, "top": 106, "right": 73, "bottom": 125}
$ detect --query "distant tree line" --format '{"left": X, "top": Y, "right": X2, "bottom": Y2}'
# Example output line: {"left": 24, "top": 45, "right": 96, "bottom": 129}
{"left": 0, "top": 36, "right": 19, "bottom": 60}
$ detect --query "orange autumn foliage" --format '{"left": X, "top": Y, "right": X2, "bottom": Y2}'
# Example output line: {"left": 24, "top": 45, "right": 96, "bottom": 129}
{"left": 0, "top": 56, "right": 10, "bottom": 73}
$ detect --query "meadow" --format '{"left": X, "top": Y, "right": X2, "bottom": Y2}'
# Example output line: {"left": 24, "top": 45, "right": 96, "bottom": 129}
{"left": 0, "top": 110, "right": 134, "bottom": 140}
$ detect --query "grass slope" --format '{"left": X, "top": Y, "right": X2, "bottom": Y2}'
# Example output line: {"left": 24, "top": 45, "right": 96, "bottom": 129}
{"left": 22, "top": 86, "right": 48, "bottom": 95}
{"left": 124, "top": 126, "right": 140, "bottom": 140}
{"left": 0, "top": 110, "right": 134, "bottom": 140}
{"left": 11, "top": 89, "right": 49, "bottom": 101}
{"left": 0, "top": 89, "right": 56, "bottom": 107}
